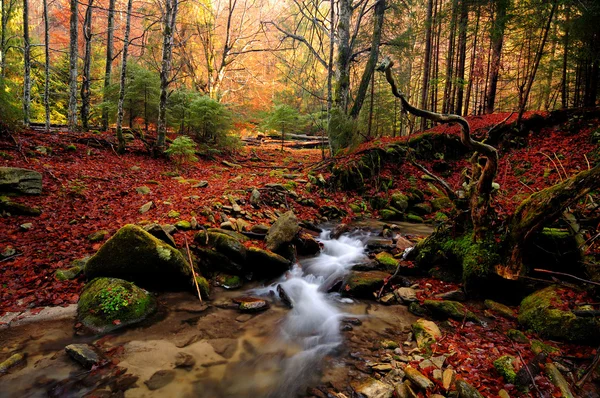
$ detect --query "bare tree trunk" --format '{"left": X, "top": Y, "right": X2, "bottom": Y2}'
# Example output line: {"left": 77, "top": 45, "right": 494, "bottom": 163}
{"left": 464, "top": 5, "right": 480, "bottom": 116}
{"left": 80, "top": 0, "right": 94, "bottom": 132}
{"left": 560, "top": 4, "right": 569, "bottom": 109}
{"left": 334, "top": 0, "right": 352, "bottom": 113}
{"left": 22, "top": 0, "right": 30, "bottom": 127}
{"left": 420, "top": 0, "right": 434, "bottom": 130}
{"left": 102, "top": 0, "right": 116, "bottom": 131}
{"left": 326, "top": 0, "right": 335, "bottom": 157}
{"left": 454, "top": 0, "right": 468, "bottom": 115}
{"left": 43, "top": 0, "right": 50, "bottom": 132}
{"left": 68, "top": 0, "right": 78, "bottom": 132}
{"left": 442, "top": 0, "right": 458, "bottom": 114}
{"left": 349, "top": 0, "right": 385, "bottom": 118}
{"left": 1, "top": 0, "right": 17, "bottom": 80}
{"left": 485, "top": 0, "right": 509, "bottom": 114}
{"left": 115, "top": 0, "right": 133, "bottom": 154}
{"left": 517, "top": 0, "right": 557, "bottom": 124}
{"left": 542, "top": 23, "right": 558, "bottom": 110}
{"left": 155, "top": 0, "right": 179, "bottom": 156}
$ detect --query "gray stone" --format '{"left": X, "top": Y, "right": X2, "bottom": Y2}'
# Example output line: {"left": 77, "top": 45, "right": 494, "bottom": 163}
{"left": 265, "top": 211, "right": 300, "bottom": 252}
{"left": 135, "top": 186, "right": 151, "bottom": 195}
{"left": 250, "top": 189, "right": 261, "bottom": 206}
{"left": 144, "top": 370, "right": 175, "bottom": 390}
{"left": 353, "top": 378, "right": 394, "bottom": 398}
{"left": 65, "top": 344, "right": 103, "bottom": 369}
{"left": 143, "top": 223, "right": 176, "bottom": 247}
{"left": 174, "top": 352, "right": 196, "bottom": 369}
{"left": 250, "top": 224, "right": 269, "bottom": 234}
{"left": 139, "top": 201, "right": 153, "bottom": 214}
{"left": 394, "top": 287, "right": 417, "bottom": 303}
{"left": 0, "top": 167, "right": 42, "bottom": 194}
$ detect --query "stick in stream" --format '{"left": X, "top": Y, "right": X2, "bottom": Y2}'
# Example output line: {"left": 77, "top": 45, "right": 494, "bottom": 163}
{"left": 184, "top": 236, "right": 203, "bottom": 304}
{"left": 533, "top": 268, "right": 600, "bottom": 287}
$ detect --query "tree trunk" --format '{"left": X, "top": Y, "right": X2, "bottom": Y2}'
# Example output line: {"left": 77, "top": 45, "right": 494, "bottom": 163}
{"left": 43, "top": 0, "right": 50, "bottom": 132}
{"left": 485, "top": 0, "right": 509, "bottom": 114}
{"left": 68, "top": 0, "right": 78, "bottom": 132}
{"left": 442, "top": 0, "right": 458, "bottom": 114}
{"left": 501, "top": 163, "right": 600, "bottom": 279}
{"left": 22, "top": 0, "right": 30, "bottom": 127}
{"left": 102, "top": 0, "right": 116, "bottom": 131}
{"left": 517, "top": 0, "right": 557, "bottom": 124}
{"left": 115, "top": 0, "right": 133, "bottom": 154}
{"left": 454, "top": 0, "right": 468, "bottom": 115}
{"left": 155, "top": 0, "right": 179, "bottom": 156}
{"left": 464, "top": 5, "right": 480, "bottom": 116}
{"left": 1, "top": 0, "right": 17, "bottom": 80}
{"left": 81, "top": 0, "right": 94, "bottom": 132}
{"left": 420, "top": 0, "right": 434, "bottom": 130}
{"left": 349, "top": 0, "right": 385, "bottom": 118}
{"left": 326, "top": 0, "right": 335, "bottom": 158}
{"left": 334, "top": 0, "right": 352, "bottom": 113}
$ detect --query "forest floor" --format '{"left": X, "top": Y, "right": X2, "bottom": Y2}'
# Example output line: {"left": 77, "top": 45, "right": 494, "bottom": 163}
{"left": 0, "top": 111, "right": 599, "bottom": 397}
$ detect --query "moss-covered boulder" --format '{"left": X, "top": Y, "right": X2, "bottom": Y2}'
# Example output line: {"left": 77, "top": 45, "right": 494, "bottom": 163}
{"left": 0, "top": 197, "right": 41, "bottom": 215}
{"left": 412, "top": 318, "right": 442, "bottom": 353}
{"left": 195, "top": 231, "right": 247, "bottom": 265}
{"left": 207, "top": 228, "right": 249, "bottom": 242}
{"left": 484, "top": 300, "right": 516, "bottom": 319}
{"left": 265, "top": 211, "right": 300, "bottom": 252}
{"left": 410, "top": 203, "right": 432, "bottom": 216}
{"left": 518, "top": 285, "right": 600, "bottom": 342}
{"left": 85, "top": 224, "right": 190, "bottom": 286}
{"left": 390, "top": 192, "right": 409, "bottom": 211}
{"left": 507, "top": 329, "right": 529, "bottom": 344}
{"left": 422, "top": 300, "right": 480, "bottom": 323}
{"left": 375, "top": 252, "right": 399, "bottom": 271}
{"left": 342, "top": 271, "right": 391, "bottom": 298}
{"left": 406, "top": 213, "right": 424, "bottom": 223}
{"left": 295, "top": 232, "right": 321, "bottom": 256}
{"left": 246, "top": 247, "right": 292, "bottom": 279}
{"left": 493, "top": 355, "right": 517, "bottom": 383}
{"left": 77, "top": 277, "right": 157, "bottom": 334}
{"left": 380, "top": 208, "right": 402, "bottom": 221}
{"left": 431, "top": 197, "right": 453, "bottom": 211}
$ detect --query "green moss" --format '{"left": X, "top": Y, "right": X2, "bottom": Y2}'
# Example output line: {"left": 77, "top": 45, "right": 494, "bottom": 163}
{"left": 343, "top": 271, "right": 390, "bottom": 298}
{"left": 88, "top": 230, "right": 109, "bottom": 242}
{"left": 380, "top": 208, "right": 400, "bottom": 221}
{"left": 167, "top": 210, "right": 180, "bottom": 218}
{"left": 518, "top": 285, "right": 600, "bottom": 342}
{"left": 493, "top": 355, "right": 517, "bottom": 383}
{"left": 195, "top": 275, "right": 210, "bottom": 298}
{"left": 507, "top": 329, "right": 529, "bottom": 344}
{"left": 442, "top": 233, "right": 500, "bottom": 285}
{"left": 55, "top": 265, "right": 83, "bottom": 281}
{"left": 375, "top": 252, "right": 399, "bottom": 271}
{"left": 77, "top": 277, "right": 156, "bottom": 333}
{"left": 380, "top": 340, "right": 399, "bottom": 349}
{"left": 531, "top": 340, "right": 559, "bottom": 355}
{"left": 175, "top": 220, "right": 192, "bottom": 230}
{"left": 214, "top": 273, "right": 242, "bottom": 289}
{"left": 484, "top": 300, "right": 516, "bottom": 319}
{"left": 406, "top": 213, "right": 424, "bottom": 223}
{"left": 422, "top": 300, "right": 480, "bottom": 323}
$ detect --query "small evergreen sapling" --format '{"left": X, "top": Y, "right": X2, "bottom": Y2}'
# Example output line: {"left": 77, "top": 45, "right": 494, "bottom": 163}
{"left": 165, "top": 136, "right": 198, "bottom": 167}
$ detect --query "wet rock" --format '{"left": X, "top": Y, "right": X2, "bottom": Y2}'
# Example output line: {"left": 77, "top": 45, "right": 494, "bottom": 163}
{"left": 246, "top": 247, "right": 292, "bottom": 279}
{"left": 143, "top": 223, "right": 176, "bottom": 247}
{"left": 173, "top": 302, "right": 208, "bottom": 313}
{"left": 436, "top": 289, "right": 466, "bottom": 302}
{"left": 353, "top": 377, "right": 394, "bottom": 398}
{"left": 0, "top": 353, "right": 25, "bottom": 374}
{"left": 422, "top": 300, "right": 480, "bottom": 323}
{"left": 380, "top": 340, "right": 399, "bottom": 349}
{"left": 0, "top": 167, "right": 42, "bottom": 194}
{"left": 375, "top": 252, "right": 398, "bottom": 271}
{"left": 455, "top": 379, "right": 484, "bottom": 398}
{"left": 484, "top": 299, "right": 516, "bottom": 319}
{"left": 77, "top": 278, "right": 157, "bottom": 334}
{"left": 506, "top": 329, "right": 529, "bottom": 344}
{"left": 394, "top": 287, "right": 417, "bottom": 303}
{"left": 371, "top": 363, "right": 393, "bottom": 372}
{"left": 65, "top": 344, "right": 103, "bottom": 369}
{"left": 380, "top": 293, "right": 396, "bottom": 305}
{"left": 518, "top": 285, "right": 600, "bottom": 342}
{"left": 236, "top": 314, "right": 253, "bottom": 322}
{"left": 0, "top": 197, "right": 41, "bottom": 216}
{"left": 366, "top": 237, "right": 395, "bottom": 251}
{"left": 442, "top": 368, "right": 456, "bottom": 390}
{"left": 408, "top": 302, "right": 428, "bottom": 317}
{"left": 277, "top": 284, "right": 293, "bottom": 308}
{"left": 208, "top": 339, "right": 238, "bottom": 359}
{"left": 395, "top": 236, "right": 413, "bottom": 251}
{"left": 234, "top": 297, "right": 269, "bottom": 312}
{"left": 319, "top": 205, "right": 346, "bottom": 220}
{"left": 545, "top": 362, "right": 574, "bottom": 398}
{"left": 295, "top": 232, "right": 321, "bottom": 256}
{"left": 110, "top": 374, "right": 139, "bottom": 392}
{"left": 144, "top": 370, "right": 175, "bottom": 391}
{"left": 404, "top": 366, "right": 434, "bottom": 390}
{"left": 265, "top": 211, "right": 300, "bottom": 252}
{"left": 139, "top": 201, "right": 153, "bottom": 214}
{"left": 195, "top": 230, "right": 247, "bottom": 265}
{"left": 88, "top": 230, "right": 109, "bottom": 242}
{"left": 342, "top": 271, "right": 391, "bottom": 298}
{"left": 85, "top": 224, "right": 190, "bottom": 286}
{"left": 412, "top": 319, "right": 442, "bottom": 352}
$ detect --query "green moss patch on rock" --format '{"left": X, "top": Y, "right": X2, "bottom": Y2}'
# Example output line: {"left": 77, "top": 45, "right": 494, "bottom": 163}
{"left": 265, "top": 211, "right": 300, "bottom": 252}
{"left": 518, "top": 285, "right": 600, "bottom": 343}
{"left": 507, "top": 329, "right": 529, "bottom": 344}
{"left": 484, "top": 300, "right": 516, "bottom": 319}
{"left": 77, "top": 277, "right": 157, "bottom": 334}
{"left": 375, "top": 252, "right": 399, "bottom": 271}
{"left": 214, "top": 274, "right": 243, "bottom": 289}
{"left": 406, "top": 213, "right": 424, "bottom": 223}
{"left": 412, "top": 318, "right": 442, "bottom": 354}
{"left": 85, "top": 224, "right": 190, "bottom": 287}
{"left": 493, "top": 355, "right": 517, "bottom": 383}
{"left": 422, "top": 300, "right": 480, "bottom": 323}
{"left": 342, "top": 271, "right": 391, "bottom": 298}
{"left": 530, "top": 340, "right": 559, "bottom": 355}
{"left": 88, "top": 230, "right": 109, "bottom": 242}
{"left": 195, "top": 230, "right": 247, "bottom": 265}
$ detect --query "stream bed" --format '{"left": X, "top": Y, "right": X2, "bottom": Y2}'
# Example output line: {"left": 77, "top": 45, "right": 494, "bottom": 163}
{"left": 0, "top": 223, "right": 427, "bottom": 397}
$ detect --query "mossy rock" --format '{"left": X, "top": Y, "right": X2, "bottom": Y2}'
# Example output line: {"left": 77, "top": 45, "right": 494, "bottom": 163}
{"left": 246, "top": 247, "right": 292, "bottom": 279}
{"left": 195, "top": 231, "right": 247, "bottom": 265}
{"left": 55, "top": 265, "right": 83, "bottom": 281}
{"left": 369, "top": 196, "right": 388, "bottom": 210}
{"left": 207, "top": 228, "right": 249, "bottom": 242}
{"left": 406, "top": 213, "right": 424, "bottom": 223}
{"left": 195, "top": 247, "right": 243, "bottom": 275}
{"left": 265, "top": 211, "right": 300, "bottom": 252}
{"left": 88, "top": 230, "right": 109, "bottom": 242}
{"left": 507, "top": 329, "right": 529, "bottom": 344}
{"left": 410, "top": 203, "right": 432, "bottom": 216}
{"left": 342, "top": 271, "right": 392, "bottom": 298}
{"left": 0, "top": 197, "right": 42, "bottom": 216}
{"left": 454, "top": 379, "right": 484, "bottom": 398}
{"left": 531, "top": 339, "right": 560, "bottom": 355}
{"left": 77, "top": 277, "right": 157, "bottom": 334}
{"left": 375, "top": 252, "right": 399, "bottom": 271}
{"left": 412, "top": 318, "right": 442, "bottom": 353}
{"left": 380, "top": 208, "right": 401, "bottom": 221}
{"left": 349, "top": 203, "right": 363, "bottom": 213}
{"left": 431, "top": 197, "right": 453, "bottom": 211}
{"left": 175, "top": 220, "right": 192, "bottom": 230}
{"left": 214, "top": 274, "right": 242, "bottom": 289}
{"left": 85, "top": 224, "right": 191, "bottom": 287}
{"left": 518, "top": 285, "right": 600, "bottom": 343}
{"left": 422, "top": 300, "right": 480, "bottom": 323}
{"left": 195, "top": 275, "right": 210, "bottom": 298}
{"left": 493, "top": 355, "right": 517, "bottom": 383}
{"left": 406, "top": 188, "right": 425, "bottom": 204}
{"left": 484, "top": 300, "right": 516, "bottom": 319}
{"left": 390, "top": 192, "right": 409, "bottom": 211}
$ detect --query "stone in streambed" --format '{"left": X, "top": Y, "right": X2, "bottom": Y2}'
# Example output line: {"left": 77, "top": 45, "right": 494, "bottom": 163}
{"left": 0, "top": 353, "right": 25, "bottom": 374}
{"left": 404, "top": 366, "right": 434, "bottom": 390}
{"left": 233, "top": 297, "right": 269, "bottom": 312}
{"left": 194, "top": 231, "right": 247, "bottom": 265}
{"left": 265, "top": 211, "right": 300, "bottom": 252}
{"left": 352, "top": 378, "right": 394, "bottom": 398}
{"left": 144, "top": 370, "right": 175, "bottom": 391}
{"left": 65, "top": 344, "right": 104, "bottom": 369}
{"left": 246, "top": 247, "right": 292, "bottom": 279}
{"left": 174, "top": 352, "right": 196, "bottom": 369}
{"left": 412, "top": 318, "right": 442, "bottom": 352}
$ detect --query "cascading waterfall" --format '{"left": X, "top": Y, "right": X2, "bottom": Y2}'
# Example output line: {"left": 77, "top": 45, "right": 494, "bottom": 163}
{"left": 255, "top": 231, "right": 369, "bottom": 396}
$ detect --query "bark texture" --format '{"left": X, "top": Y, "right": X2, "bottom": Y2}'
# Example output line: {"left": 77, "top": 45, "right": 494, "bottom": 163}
{"left": 68, "top": 0, "right": 78, "bottom": 132}
{"left": 116, "top": 0, "right": 133, "bottom": 154}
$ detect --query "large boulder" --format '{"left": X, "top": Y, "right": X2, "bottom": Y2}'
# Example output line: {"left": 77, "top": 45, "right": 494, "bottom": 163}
{"left": 0, "top": 167, "right": 42, "bottom": 194}
{"left": 246, "top": 247, "right": 292, "bottom": 279}
{"left": 85, "top": 224, "right": 191, "bottom": 286}
{"left": 77, "top": 277, "right": 157, "bottom": 334}
{"left": 0, "top": 196, "right": 41, "bottom": 216}
{"left": 265, "top": 211, "right": 300, "bottom": 252}
{"left": 342, "top": 271, "right": 393, "bottom": 298}
{"left": 518, "top": 285, "right": 599, "bottom": 343}
{"left": 195, "top": 231, "right": 247, "bottom": 265}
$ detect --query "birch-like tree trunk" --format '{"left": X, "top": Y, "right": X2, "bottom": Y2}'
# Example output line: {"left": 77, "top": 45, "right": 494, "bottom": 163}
{"left": 334, "top": 0, "right": 351, "bottom": 113}
{"left": 22, "top": 0, "right": 30, "bottom": 127}
{"left": 43, "top": 0, "right": 50, "bottom": 131}
{"left": 155, "top": 0, "right": 179, "bottom": 155}
{"left": 81, "top": 0, "right": 94, "bottom": 131}
{"left": 68, "top": 0, "right": 79, "bottom": 132}
{"left": 116, "top": 0, "right": 133, "bottom": 154}
{"left": 102, "top": 0, "right": 116, "bottom": 131}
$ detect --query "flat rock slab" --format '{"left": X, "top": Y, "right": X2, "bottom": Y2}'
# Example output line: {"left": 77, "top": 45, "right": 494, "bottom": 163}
{"left": 0, "top": 304, "right": 77, "bottom": 330}
{"left": 144, "top": 369, "right": 176, "bottom": 390}
{"left": 0, "top": 167, "right": 42, "bottom": 195}
{"left": 65, "top": 344, "right": 103, "bottom": 369}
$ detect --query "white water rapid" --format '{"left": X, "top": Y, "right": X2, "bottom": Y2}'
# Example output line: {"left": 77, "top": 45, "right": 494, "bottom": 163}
{"left": 255, "top": 230, "right": 369, "bottom": 396}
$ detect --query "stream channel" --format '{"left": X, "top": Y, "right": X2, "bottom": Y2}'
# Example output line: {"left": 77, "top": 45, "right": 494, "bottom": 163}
{"left": 0, "top": 221, "right": 432, "bottom": 397}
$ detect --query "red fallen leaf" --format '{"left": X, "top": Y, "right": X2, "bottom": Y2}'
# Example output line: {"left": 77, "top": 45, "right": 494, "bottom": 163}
{"left": 92, "top": 243, "right": 101, "bottom": 250}
{"left": 113, "top": 319, "right": 121, "bottom": 325}
{"left": 29, "top": 307, "right": 43, "bottom": 315}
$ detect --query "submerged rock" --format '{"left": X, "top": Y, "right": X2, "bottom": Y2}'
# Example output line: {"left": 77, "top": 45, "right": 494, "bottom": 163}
{"left": 518, "top": 285, "right": 600, "bottom": 342}
{"left": 0, "top": 353, "right": 25, "bottom": 374}
{"left": 77, "top": 277, "right": 157, "bottom": 334}
{"left": 85, "top": 224, "right": 191, "bottom": 286}
{"left": 65, "top": 344, "right": 103, "bottom": 369}
{"left": 233, "top": 297, "right": 269, "bottom": 312}
{"left": 353, "top": 377, "right": 394, "bottom": 398}
{"left": 294, "top": 231, "right": 320, "bottom": 256}
{"left": 265, "top": 211, "right": 300, "bottom": 252}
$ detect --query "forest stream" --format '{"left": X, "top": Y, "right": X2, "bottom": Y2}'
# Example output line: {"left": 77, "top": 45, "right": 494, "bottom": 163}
{"left": 0, "top": 222, "right": 429, "bottom": 398}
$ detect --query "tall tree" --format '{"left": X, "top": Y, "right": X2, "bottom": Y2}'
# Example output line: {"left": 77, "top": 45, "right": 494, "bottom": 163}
{"left": 102, "top": 0, "right": 116, "bottom": 131}
{"left": 43, "top": 0, "right": 50, "bottom": 131}
{"left": 454, "top": 0, "right": 468, "bottom": 115}
{"left": 81, "top": 0, "right": 94, "bottom": 131}
{"left": 0, "top": 0, "right": 17, "bottom": 79}
{"left": 155, "top": 0, "right": 180, "bottom": 155}
{"left": 420, "top": 0, "right": 434, "bottom": 129}
{"left": 22, "top": 0, "right": 30, "bottom": 127}
{"left": 560, "top": 3, "right": 569, "bottom": 109}
{"left": 68, "top": 0, "right": 78, "bottom": 131}
{"left": 485, "top": 0, "right": 509, "bottom": 114}
{"left": 115, "top": 0, "right": 133, "bottom": 153}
